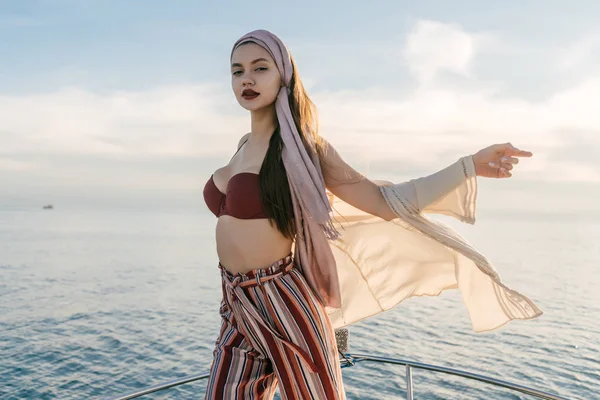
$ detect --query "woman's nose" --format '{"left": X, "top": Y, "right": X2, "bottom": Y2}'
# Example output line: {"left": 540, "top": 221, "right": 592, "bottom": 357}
{"left": 241, "top": 76, "right": 254, "bottom": 86}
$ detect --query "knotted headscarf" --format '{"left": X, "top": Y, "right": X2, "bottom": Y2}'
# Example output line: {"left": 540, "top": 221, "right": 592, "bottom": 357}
{"left": 231, "top": 29, "right": 342, "bottom": 307}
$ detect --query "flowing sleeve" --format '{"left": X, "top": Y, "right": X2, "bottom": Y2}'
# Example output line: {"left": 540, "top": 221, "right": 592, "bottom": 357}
{"left": 320, "top": 141, "right": 541, "bottom": 332}
{"left": 390, "top": 155, "right": 478, "bottom": 224}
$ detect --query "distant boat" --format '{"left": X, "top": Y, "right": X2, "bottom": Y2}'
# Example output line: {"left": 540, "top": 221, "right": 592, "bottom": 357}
{"left": 42, "top": 204, "right": 53, "bottom": 210}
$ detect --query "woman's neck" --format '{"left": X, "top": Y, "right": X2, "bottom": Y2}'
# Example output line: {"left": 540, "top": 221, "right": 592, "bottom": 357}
{"left": 250, "top": 104, "right": 277, "bottom": 143}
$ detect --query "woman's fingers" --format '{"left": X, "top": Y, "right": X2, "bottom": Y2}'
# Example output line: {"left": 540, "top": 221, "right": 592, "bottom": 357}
{"left": 515, "top": 148, "right": 533, "bottom": 156}
{"left": 500, "top": 156, "right": 519, "bottom": 164}
{"left": 489, "top": 158, "right": 516, "bottom": 169}
{"left": 499, "top": 167, "right": 512, "bottom": 177}
{"left": 483, "top": 143, "right": 533, "bottom": 178}
{"left": 503, "top": 143, "right": 533, "bottom": 157}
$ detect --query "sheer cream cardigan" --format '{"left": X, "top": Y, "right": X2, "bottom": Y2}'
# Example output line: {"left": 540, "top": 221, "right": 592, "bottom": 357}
{"left": 317, "top": 144, "right": 543, "bottom": 333}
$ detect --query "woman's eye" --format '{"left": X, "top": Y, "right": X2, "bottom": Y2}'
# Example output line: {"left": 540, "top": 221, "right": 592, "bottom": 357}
{"left": 232, "top": 67, "right": 266, "bottom": 76}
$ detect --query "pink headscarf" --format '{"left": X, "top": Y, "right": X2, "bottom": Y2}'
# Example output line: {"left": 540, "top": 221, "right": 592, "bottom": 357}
{"left": 231, "top": 29, "right": 342, "bottom": 307}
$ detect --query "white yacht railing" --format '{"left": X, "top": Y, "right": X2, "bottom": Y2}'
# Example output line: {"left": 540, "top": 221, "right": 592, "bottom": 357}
{"left": 102, "top": 329, "right": 572, "bottom": 400}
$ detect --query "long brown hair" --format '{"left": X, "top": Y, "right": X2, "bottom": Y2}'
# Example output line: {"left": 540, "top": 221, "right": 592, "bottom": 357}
{"left": 259, "top": 55, "right": 327, "bottom": 240}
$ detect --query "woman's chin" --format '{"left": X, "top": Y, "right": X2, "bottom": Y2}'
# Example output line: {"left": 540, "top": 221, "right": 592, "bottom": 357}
{"left": 240, "top": 102, "right": 269, "bottom": 112}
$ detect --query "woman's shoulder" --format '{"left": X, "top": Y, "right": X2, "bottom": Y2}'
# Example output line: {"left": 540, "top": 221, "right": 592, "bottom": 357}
{"left": 237, "top": 132, "right": 251, "bottom": 149}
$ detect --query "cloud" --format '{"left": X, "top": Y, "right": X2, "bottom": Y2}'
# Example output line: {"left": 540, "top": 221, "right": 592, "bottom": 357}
{"left": 313, "top": 75, "right": 599, "bottom": 166}
{"left": 404, "top": 20, "right": 483, "bottom": 83}
{"left": 0, "top": 157, "right": 36, "bottom": 171}
{"left": 0, "top": 84, "right": 247, "bottom": 158}
{"left": 1, "top": 20, "right": 599, "bottom": 189}
{"left": 557, "top": 34, "right": 600, "bottom": 71}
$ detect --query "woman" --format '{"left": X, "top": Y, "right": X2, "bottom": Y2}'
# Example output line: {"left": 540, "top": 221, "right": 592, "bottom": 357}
{"left": 203, "top": 29, "right": 541, "bottom": 400}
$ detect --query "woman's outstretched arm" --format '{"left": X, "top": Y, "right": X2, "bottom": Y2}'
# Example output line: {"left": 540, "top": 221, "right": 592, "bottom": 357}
{"left": 319, "top": 138, "right": 398, "bottom": 221}
{"left": 319, "top": 138, "right": 533, "bottom": 222}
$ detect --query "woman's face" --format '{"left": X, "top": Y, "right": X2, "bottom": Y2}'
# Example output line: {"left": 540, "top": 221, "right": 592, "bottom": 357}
{"left": 231, "top": 43, "right": 282, "bottom": 112}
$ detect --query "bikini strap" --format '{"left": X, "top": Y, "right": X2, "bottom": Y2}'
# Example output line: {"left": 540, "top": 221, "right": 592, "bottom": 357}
{"left": 229, "top": 137, "right": 250, "bottom": 161}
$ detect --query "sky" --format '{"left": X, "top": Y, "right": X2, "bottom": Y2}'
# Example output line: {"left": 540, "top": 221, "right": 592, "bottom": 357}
{"left": 1, "top": 0, "right": 599, "bottom": 214}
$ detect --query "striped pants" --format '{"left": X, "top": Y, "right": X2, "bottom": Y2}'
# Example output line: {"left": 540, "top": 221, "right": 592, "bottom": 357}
{"left": 204, "top": 253, "right": 345, "bottom": 400}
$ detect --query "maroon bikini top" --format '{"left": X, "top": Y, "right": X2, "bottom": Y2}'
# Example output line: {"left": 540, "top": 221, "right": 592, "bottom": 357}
{"left": 203, "top": 139, "right": 267, "bottom": 219}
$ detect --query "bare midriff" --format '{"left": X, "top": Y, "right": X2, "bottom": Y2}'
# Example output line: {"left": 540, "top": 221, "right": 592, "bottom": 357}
{"left": 215, "top": 217, "right": 293, "bottom": 275}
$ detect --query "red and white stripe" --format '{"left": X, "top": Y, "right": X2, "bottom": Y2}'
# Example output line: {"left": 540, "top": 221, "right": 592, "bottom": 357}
{"left": 205, "top": 254, "right": 345, "bottom": 399}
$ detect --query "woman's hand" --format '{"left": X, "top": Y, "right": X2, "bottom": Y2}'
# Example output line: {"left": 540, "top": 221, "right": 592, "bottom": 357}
{"left": 472, "top": 142, "right": 533, "bottom": 178}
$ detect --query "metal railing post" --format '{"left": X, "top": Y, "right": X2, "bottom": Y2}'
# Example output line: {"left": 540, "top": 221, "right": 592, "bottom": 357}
{"left": 406, "top": 365, "right": 414, "bottom": 400}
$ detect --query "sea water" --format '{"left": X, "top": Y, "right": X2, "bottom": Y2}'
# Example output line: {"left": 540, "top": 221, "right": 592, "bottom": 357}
{"left": 1, "top": 205, "right": 598, "bottom": 399}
